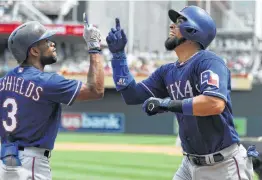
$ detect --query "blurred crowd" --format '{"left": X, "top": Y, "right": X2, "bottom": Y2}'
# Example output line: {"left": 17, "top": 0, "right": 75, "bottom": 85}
{"left": 0, "top": 44, "right": 175, "bottom": 77}
{"left": 58, "top": 49, "right": 175, "bottom": 77}
{"left": 0, "top": 44, "right": 257, "bottom": 78}
{"left": 0, "top": 0, "right": 261, "bottom": 84}
{"left": 0, "top": 0, "right": 14, "bottom": 23}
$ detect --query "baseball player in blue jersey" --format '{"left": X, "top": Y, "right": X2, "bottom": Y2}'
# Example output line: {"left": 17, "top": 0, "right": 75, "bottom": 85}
{"left": 0, "top": 14, "right": 104, "bottom": 180}
{"left": 106, "top": 5, "right": 258, "bottom": 180}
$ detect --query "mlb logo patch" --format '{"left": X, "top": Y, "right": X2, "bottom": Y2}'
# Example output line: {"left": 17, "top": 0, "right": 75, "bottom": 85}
{"left": 18, "top": 67, "right": 24, "bottom": 73}
{"left": 117, "top": 78, "right": 126, "bottom": 86}
{"left": 201, "top": 70, "right": 219, "bottom": 88}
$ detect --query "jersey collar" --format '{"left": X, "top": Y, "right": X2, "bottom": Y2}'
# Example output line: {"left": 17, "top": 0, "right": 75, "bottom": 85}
{"left": 176, "top": 50, "right": 203, "bottom": 68}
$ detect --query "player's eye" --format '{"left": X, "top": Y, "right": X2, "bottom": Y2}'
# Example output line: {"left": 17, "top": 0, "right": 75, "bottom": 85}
{"left": 176, "top": 17, "right": 186, "bottom": 25}
{"left": 170, "top": 24, "right": 176, "bottom": 29}
{"left": 46, "top": 40, "right": 55, "bottom": 47}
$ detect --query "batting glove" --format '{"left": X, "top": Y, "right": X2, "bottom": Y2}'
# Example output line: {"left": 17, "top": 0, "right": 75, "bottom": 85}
{"left": 83, "top": 13, "right": 101, "bottom": 54}
{"left": 106, "top": 18, "right": 128, "bottom": 59}
{"left": 142, "top": 97, "right": 171, "bottom": 116}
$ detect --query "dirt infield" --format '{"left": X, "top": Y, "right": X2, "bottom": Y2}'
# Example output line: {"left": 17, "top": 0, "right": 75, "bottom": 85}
{"left": 54, "top": 143, "right": 183, "bottom": 156}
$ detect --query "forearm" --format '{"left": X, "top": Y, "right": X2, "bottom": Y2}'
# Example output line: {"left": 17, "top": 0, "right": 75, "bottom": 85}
{"left": 120, "top": 80, "right": 151, "bottom": 105}
{"left": 111, "top": 52, "right": 151, "bottom": 104}
{"left": 167, "top": 95, "right": 225, "bottom": 116}
{"left": 76, "top": 17, "right": 104, "bottom": 101}
{"left": 111, "top": 51, "right": 134, "bottom": 91}
{"left": 86, "top": 53, "right": 104, "bottom": 98}
{"left": 192, "top": 95, "right": 225, "bottom": 116}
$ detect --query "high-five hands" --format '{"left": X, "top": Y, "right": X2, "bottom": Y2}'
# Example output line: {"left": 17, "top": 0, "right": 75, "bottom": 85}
{"left": 82, "top": 12, "right": 101, "bottom": 53}
{"left": 106, "top": 18, "right": 128, "bottom": 54}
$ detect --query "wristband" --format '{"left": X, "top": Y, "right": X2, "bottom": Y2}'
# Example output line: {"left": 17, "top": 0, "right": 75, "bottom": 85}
{"left": 112, "top": 51, "right": 126, "bottom": 60}
{"left": 167, "top": 100, "right": 183, "bottom": 113}
{"left": 88, "top": 49, "right": 101, "bottom": 54}
{"left": 182, "top": 98, "right": 193, "bottom": 115}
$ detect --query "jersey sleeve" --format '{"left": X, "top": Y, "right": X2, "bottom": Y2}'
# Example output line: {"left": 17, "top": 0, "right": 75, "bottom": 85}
{"left": 139, "top": 65, "right": 169, "bottom": 98}
{"left": 43, "top": 73, "right": 82, "bottom": 106}
{"left": 197, "top": 59, "right": 229, "bottom": 102}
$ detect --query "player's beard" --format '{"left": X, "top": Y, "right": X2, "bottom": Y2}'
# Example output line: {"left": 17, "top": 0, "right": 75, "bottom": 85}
{"left": 165, "top": 37, "right": 187, "bottom": 50}
{"left": 40, "top": 54, "right": 57, "bottom": 66}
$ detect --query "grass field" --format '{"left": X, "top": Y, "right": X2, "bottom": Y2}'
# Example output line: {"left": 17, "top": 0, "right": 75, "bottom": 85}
{"left": 55, "top": 133, "right": 177, "bottom": 145}
{"left": 51, "top": 133, "right": 258, "bottom": 180}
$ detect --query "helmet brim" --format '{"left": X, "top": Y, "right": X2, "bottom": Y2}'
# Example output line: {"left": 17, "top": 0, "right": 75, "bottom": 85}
{"left": 168, "top": 9, "right": 184, "bottom": 23}
{"left": 39, "top": 29, "right": 58, "bottom": 41}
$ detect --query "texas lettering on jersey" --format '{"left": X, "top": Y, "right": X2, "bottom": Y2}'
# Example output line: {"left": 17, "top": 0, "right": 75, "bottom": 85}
{"left": 166, "top": 80, "right": 194, "bottom": 100}
{"left": 0, "top": 76, "right": 43, "bottom": 101}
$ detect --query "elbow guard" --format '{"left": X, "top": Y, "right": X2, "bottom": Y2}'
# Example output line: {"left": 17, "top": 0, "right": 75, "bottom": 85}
{"left": 120, "top": 80, "right": 148, "bottom": 105}
{"left": 111, "top": 52, "right": 134, "bottom": 91}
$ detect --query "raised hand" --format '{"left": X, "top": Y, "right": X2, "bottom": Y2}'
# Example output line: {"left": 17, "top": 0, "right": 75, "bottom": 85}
{"left": 82, "top": 12, "right": 101, "bottom": 53}
{"left": 106, "top": 18, "right": 127, "bottom": 54}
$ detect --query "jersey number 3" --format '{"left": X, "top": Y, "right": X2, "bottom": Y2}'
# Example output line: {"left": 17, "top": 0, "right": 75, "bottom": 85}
{"left": 2, "top": 98, "right": 18, "bottom": 132}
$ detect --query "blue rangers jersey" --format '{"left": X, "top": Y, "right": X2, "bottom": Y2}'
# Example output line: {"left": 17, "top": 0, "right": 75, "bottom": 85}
{"left": 0, "top": 66, "right": 82, "bottom": 150}
{"left": 141, "top": 50, "right": 239, "bottom": 154}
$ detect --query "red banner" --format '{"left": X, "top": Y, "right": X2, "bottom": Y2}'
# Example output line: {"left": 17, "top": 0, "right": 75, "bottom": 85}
{"left": 0, "top": 23, "right": 84, "bottom": 36}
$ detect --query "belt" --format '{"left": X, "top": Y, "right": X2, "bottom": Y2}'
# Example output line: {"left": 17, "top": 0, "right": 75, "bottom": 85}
{"left": 18, "top": 146, "right": 51, "bottom": 158}
{"left": 185, "top": 152, "right": 224, "bottom": 166}
{"left": 184, "top": 143, "right": 240, "bottom": 166}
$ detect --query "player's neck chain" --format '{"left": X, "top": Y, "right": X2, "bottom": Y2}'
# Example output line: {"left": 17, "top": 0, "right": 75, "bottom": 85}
{"left": 179, "top": 50, "right": 200, "bottom": 65}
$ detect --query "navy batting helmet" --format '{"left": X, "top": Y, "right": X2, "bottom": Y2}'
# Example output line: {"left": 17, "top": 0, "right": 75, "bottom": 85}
{"left": 168, "top": 6, "right": 216, "bottom": 49}
{"left": 8, "top": 21, "right": 57, "bottom": 64}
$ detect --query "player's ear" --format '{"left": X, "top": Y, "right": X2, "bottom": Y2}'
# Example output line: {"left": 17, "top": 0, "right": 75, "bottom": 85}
{"left": 28, "top": 46, "right": 40, "bottom": 57}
